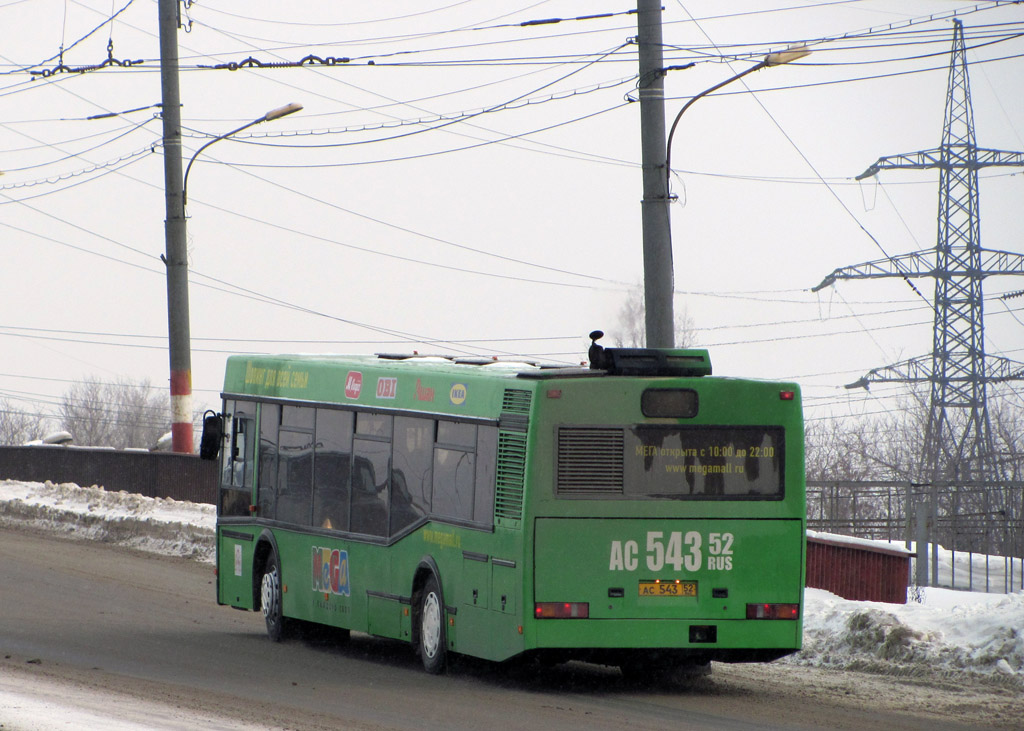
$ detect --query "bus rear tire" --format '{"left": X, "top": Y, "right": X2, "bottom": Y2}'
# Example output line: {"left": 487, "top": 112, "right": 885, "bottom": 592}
{"left": 261, "top": 551, "right": 292, "bottom": 642}
{"left": 417, "top": 574, "right": 447, "bottom": 674}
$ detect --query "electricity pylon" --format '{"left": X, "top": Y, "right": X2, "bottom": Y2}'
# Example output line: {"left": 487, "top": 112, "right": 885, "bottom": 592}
{"left": 813, "top": 20, "right": 1024, "bottom": 486}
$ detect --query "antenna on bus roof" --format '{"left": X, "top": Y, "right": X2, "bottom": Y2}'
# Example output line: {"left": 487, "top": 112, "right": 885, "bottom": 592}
{"left": 588, "top": 330, "right": 608, "bottom": 370}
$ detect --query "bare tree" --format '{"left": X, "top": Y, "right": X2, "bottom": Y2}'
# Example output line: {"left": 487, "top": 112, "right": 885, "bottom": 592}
{"left": 60, "top": 377, "right": 109, "bottom": 446}
{"left": 805, "top": 387, "right": 939, "bottom": 483}
{"left": 990, "top": 394, "right": 1024, "bottom": 482}
{"left": 0, "top": 399, "right": 50, "bottom": 445}
{"left": 59, "top": 376, "right": 169, "bottom": 448}
{"left": 805, "top": 417, "right": 879, "bottom": 482}
{"left": 805, "top": 391, "right": 1024, "bottom": 554}
{"left": 612, "top": 283, "right": 697, "bottom": 348}
{"left": 811, "top": 388, "right": 1023, "bottom": 486}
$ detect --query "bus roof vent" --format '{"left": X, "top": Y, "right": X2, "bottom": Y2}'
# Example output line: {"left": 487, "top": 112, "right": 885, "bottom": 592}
{"left": 502, "top": 388, "right": 532, "bottom": 414}
{"left": 588, "top": 330, "right": 711, "bottom": 377}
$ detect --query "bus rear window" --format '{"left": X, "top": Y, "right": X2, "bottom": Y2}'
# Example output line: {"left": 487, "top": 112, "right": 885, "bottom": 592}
{"left": 641, "top": 389, "right": 698, "bottom": 418}
{"left": 556, "top": 425, "right": 784, "bottom": 499}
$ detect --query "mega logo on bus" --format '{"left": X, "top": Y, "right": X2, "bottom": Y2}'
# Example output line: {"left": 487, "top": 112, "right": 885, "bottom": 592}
{"left": 312, "top": 546, "right": 350, "bottom": 597}
{"left": 344, "top": 371, "right": 362, "bottom": 399}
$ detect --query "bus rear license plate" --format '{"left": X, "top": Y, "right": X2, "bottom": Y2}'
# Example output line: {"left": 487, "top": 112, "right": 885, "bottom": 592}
{"left": 638, "top": 581, "right": 697, "bottom": 597}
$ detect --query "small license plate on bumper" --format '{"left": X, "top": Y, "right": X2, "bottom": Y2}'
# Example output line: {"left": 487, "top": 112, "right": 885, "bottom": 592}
{"left": 638, "top": 580, "right": 697, "bottom": 597}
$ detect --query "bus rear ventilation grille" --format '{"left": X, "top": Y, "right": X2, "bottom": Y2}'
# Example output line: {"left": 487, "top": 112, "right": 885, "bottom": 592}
{"left": 556, "top": 427, "right": 624, "bottom": 495}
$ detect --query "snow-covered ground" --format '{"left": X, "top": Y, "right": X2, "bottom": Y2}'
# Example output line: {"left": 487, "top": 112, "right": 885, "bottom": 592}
{"left": 1, "top": 478, "right": 1022, "bottom": 728}
{"left": 0, "top": 479, "right": 216, "bottom": 562}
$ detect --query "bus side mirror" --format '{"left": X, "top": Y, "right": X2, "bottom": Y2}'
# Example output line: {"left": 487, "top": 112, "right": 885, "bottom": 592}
{"left": 199, "top": 410, "right": 224, "bottom": 461}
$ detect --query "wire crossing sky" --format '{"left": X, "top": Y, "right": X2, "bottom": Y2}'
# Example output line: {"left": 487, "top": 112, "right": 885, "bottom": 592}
{"left": 0, "top": 0, "right": 1022, "bottom": 432}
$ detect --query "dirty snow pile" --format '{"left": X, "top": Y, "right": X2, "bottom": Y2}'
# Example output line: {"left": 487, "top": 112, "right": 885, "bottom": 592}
{"left": 789, "top": 587, "right": 1023, "bottom": 686}
{"left": 1, "top": 479, "right": 1021, "bottom": 688}
{"left": 0, "top": 479, "right": 215, "bottom": 562}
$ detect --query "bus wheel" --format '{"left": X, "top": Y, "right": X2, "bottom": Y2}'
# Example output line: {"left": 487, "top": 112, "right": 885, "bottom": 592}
{"left": 417, "top": 574, "right": 447, "bottom": 674}
{"left": 260, "top": 551, "right": 291, "bottom": 642}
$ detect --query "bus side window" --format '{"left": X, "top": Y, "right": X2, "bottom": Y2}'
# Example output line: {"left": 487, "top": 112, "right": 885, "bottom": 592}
{"left": 352, "top": 431, "right": 391, "bottom": 537}
{"left": 313, "top": 408, "right": 354, "bottom": 532}
{"left": 219, "top": 407, "right": 236, "bottom": 487}
{"left": 219, "top": 400, "right": 255, "bottom": 517}
{"left": 432, "top": 419, "right": 476, "bottom": 523}
{"left": 433, "top": 447, "right": 475, "bottom": 521}
{"left": 474, "top": 426, "right": 498, "bottom": 526}
{"left": 390, "top": 417, "right": 432, "bottom": 535}
{"left": 258, "top": 404, "right": 280, "bottom": 520}
{"left": 277, "top": 427, "right": 314, "bottom": 526}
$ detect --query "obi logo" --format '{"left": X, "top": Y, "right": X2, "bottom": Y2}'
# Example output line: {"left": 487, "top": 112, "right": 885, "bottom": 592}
{"left": 376, "top": 377, "right": 398, "bottom": 399}
{"left": 449, "top": 383, "right": 467, "bottom": 405}
{"left": 415, "top": 378, "right": 434, "bottom": 402}
{"left": 312, "top": 546, "right": 350, "bottom": 597}
{"left": 344, "top": 371, "right": 362, "bottom": 399}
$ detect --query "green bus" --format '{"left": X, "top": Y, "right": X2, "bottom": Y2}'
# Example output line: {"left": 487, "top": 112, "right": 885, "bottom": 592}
{"left": 202, "top": 333, "right": 805, "bottom": 678}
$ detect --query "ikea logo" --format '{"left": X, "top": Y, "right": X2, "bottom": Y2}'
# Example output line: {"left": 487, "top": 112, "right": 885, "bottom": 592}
{"left": 449, "top": 383, "right": 467, "bottom": 406}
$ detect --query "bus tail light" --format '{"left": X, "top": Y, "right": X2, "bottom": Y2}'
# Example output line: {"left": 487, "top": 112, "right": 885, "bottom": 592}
{"left": 746, "top": 603, "right": 799, "bottom": 620}
{"left": 780, "top": 390, "right": 795, "bottom": 401}
{"left": 534, "top": 602, "right": 589, "bottom": 619}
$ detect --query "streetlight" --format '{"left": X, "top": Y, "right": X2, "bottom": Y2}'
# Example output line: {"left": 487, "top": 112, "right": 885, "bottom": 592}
{"left": 183, "top": 103, "right": 303, "bottom": 207}
{"left": 641, "top": 46, "right": 807, "bottom": 350}
{"left": 163, "top": 102, "right": 302, "bottom": 454}
{"left": 665, "top": 46, "right": 809, "bottom": 190}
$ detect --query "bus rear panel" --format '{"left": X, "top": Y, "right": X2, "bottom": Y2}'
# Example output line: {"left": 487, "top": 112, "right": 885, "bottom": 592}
{"left": 520, "top": 372, "right": 805, "bottom": 667}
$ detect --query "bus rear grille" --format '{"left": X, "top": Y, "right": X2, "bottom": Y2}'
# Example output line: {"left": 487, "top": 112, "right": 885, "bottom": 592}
{"left": 557, "top": 427, "right": 624, "bottom": 494}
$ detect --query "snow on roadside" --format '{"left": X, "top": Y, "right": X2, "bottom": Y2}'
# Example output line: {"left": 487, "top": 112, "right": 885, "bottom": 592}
{"left": 786, "top": 587, "right": 1024, "bottom": 685}
{"left": 1, "top": 478, "right": 1021, "bottom": 688}
{"left": 0, "top": 479, "right": 215, "bottom": 562}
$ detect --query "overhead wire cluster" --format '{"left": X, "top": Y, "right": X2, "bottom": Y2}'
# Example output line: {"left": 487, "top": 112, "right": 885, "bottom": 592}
{"left": 0, "top": 1, "right": 1021, "bottom": 424}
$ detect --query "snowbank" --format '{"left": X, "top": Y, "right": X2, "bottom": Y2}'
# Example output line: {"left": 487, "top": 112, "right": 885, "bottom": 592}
{"left": 792, "top": 587, "right": 1024, "bottom": 684}
{"left": 1, "top": 479, "right": 1021, "bottom": 688}
{"left": 0, "top": 479, "right": 215, "bottom": 562}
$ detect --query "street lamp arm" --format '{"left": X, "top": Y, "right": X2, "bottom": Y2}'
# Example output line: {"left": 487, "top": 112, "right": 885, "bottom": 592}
{"left": 183, "top": 119, "right": 260, "bottom": 206}
{"left": 664, "top": 46, "right": 808, "bottom": 191}
{"left": 182, "top": 102, "right": 303, "bottom": 208}
{"left": 664, "top": 61, "right": 767, "bottom": 190}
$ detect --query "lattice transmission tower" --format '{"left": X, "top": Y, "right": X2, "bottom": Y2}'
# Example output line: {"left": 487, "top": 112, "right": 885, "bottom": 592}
{"left": 813, "top": 20, "right": 1024, "bottom": 486}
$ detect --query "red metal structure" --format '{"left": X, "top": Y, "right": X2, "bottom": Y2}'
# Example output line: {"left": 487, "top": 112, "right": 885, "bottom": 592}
{"left": 807, "top": 531, "right": 915, "bottom": 604}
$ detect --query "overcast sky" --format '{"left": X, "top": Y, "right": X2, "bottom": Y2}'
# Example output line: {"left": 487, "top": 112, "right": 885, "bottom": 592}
{"left": 1, "top": 0, "right": 1022, "bottom": 435}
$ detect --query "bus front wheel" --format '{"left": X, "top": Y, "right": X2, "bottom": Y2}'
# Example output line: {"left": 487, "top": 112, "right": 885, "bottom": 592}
{"left": 417, "top": 574, "right": 447, "bottom": 674}
{"left": 260, "top": 551, "right": 291, "bottom": 642}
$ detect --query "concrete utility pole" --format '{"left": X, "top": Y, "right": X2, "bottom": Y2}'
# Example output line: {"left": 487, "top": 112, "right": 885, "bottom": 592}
{"left": 158, "top": 0, "right": 193, "bottom": 453}
{"left": 636, "top": 0, "right": 674, "bottom": 348}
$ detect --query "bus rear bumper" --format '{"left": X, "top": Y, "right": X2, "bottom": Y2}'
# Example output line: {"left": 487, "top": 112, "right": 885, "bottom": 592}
{"left": 528, "top": 617, "right": 801, "bottom": 661}
{"left": 518, "top": 646, "right": 796, "bottom": 668}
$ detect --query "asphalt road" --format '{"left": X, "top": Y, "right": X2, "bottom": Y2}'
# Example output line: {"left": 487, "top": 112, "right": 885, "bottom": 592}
{"left": 0, "top": 528, "right": 1013, "bottom": 730}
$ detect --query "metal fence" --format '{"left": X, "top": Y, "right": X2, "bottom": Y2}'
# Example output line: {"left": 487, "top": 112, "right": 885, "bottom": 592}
{"left": 0, "top": 445, "right": 217, "bottom": 504}
{"left": 807, "top": 479, "right": 1024, "bottom": 593}
{"left": 4, "top": 447, "right": 1021, "bottom": 593}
